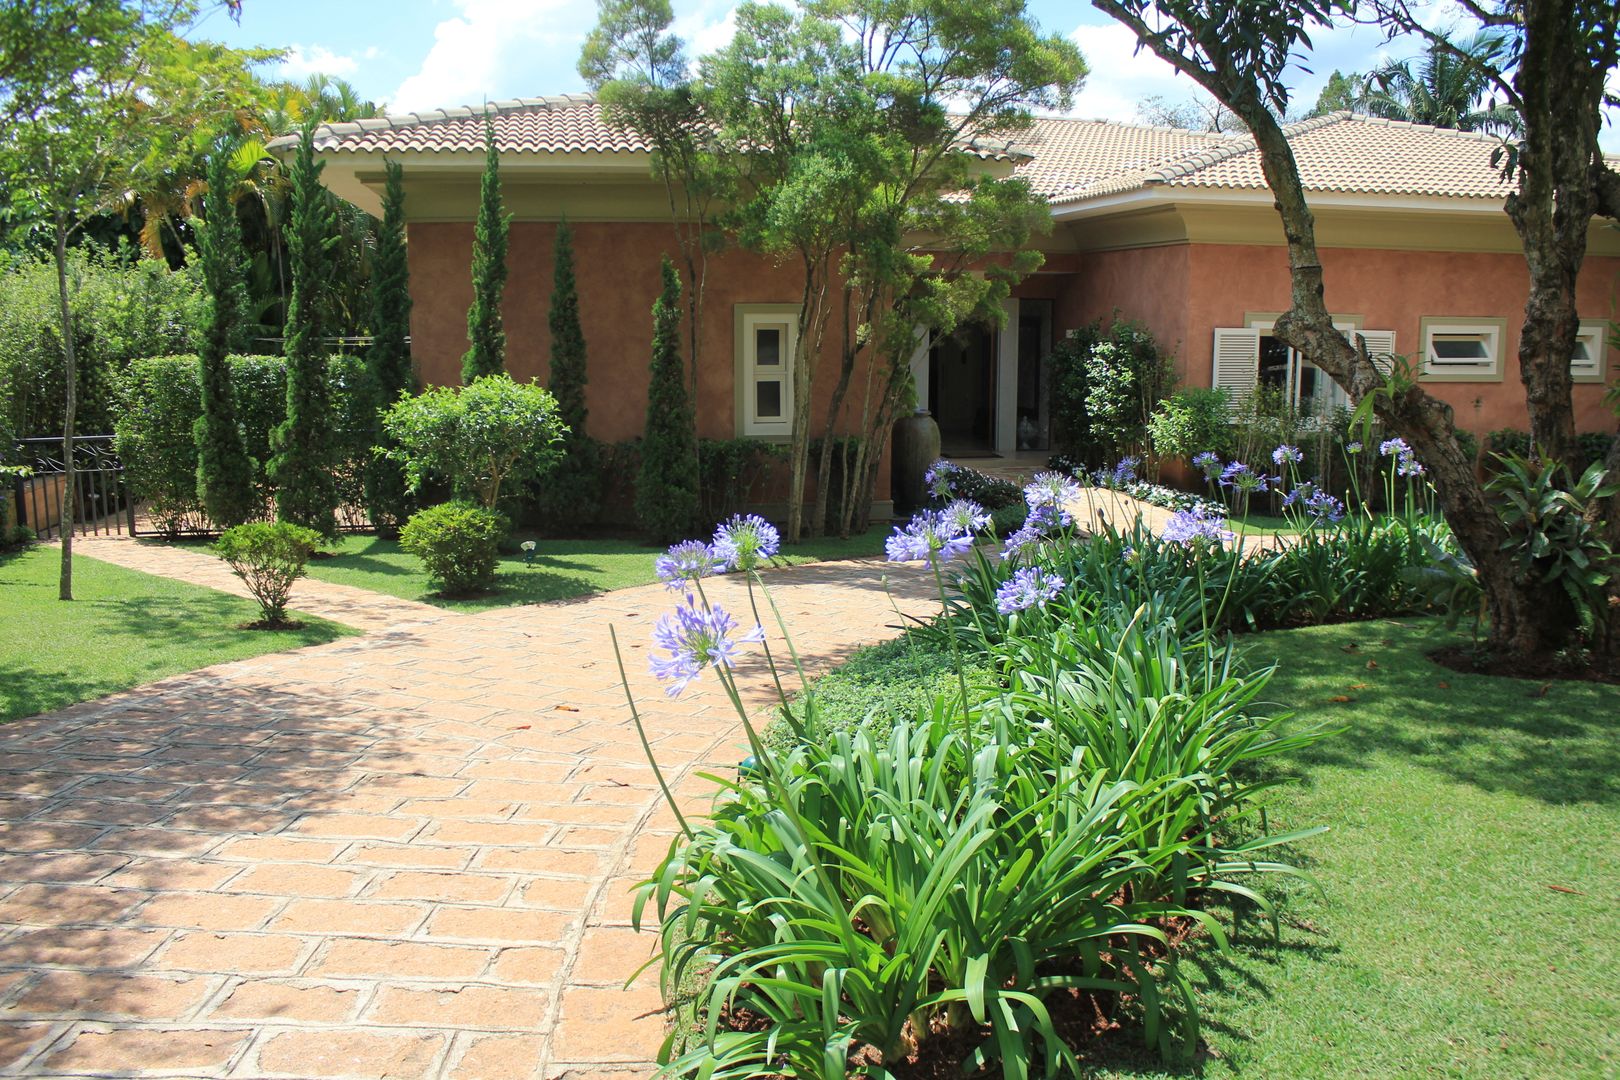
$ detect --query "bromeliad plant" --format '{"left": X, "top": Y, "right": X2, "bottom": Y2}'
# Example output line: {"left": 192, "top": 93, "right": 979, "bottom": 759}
{"left": 611, "top": 483, "right": 1336, "bottom": 1076}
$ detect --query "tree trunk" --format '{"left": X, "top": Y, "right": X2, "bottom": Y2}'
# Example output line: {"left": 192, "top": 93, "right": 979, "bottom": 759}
{"left": 52, "top": 217, "right": 77, "bottom": 601}
{"left": 812, "top": 286, "right": 865, "bottom": 538}
{"left": 1501, "top": 0, "right": 1599, "bottom": 470}
{"left": 1236, "top": 94, "right": 1565, "bottom": 659}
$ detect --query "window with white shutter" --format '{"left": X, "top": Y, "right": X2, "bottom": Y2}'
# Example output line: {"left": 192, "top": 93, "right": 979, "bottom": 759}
{"left": 1211, "top": 328, "right": 1260, "bottom": 406}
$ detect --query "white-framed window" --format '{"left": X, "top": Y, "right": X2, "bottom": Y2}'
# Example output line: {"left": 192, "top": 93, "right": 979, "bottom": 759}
{"left": 735, "top": 305, "right": 799, "bottom": 437}
{"left": 1419, "top": 317, "right": 1506, "bottom": 382}
{"left": 1212, "top": 318, "right": 1393, "bottom": 415}
{"left": 1572, "top": 320, "right": 1609, "bottom": 383}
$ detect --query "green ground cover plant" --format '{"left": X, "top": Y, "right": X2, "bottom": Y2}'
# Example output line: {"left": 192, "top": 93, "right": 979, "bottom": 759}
{"left": 0, "top": 545, "right": 349, "bottom": 723}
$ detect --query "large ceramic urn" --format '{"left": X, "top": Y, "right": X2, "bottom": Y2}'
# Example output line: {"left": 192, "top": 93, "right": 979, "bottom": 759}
{"left": 891, "top": 408, "right": 941, "bottom": 517}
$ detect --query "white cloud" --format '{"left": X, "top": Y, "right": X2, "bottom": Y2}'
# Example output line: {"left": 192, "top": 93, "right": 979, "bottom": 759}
{"left": 1064, "top": 22, "right": 1196, "bottom": 124}
{"left": 389, "top": 0, "right": 591, "bottom": 114}
{"left": 681, "top": 3, "right": 739, "bottom": 61}
{"left": 276, "top": 43, "right": 365, "bottom": 80}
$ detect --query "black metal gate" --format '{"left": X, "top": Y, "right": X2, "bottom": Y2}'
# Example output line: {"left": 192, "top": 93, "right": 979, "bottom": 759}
{"left": 10, "top": 435, "right": 135, "bottom": 540}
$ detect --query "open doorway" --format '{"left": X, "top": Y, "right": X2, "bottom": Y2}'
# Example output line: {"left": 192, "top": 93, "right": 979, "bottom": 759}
{"left": 929, "top": 323, "right": 996, "bottom": 456}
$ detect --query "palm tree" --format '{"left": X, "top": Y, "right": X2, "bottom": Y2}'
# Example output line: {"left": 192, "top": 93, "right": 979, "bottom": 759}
{"left": 1360, "top": 31, "right": 1520, "bottom": 133}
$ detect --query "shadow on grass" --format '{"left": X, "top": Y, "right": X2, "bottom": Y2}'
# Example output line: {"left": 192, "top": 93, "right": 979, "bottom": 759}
{"left": 1242, "top": 619, "right": 1620, "bottom": 806}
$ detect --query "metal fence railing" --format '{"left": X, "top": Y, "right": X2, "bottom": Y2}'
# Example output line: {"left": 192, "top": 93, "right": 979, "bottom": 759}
{"left": 10, "top": 435, "right": 135, "bottom": 540}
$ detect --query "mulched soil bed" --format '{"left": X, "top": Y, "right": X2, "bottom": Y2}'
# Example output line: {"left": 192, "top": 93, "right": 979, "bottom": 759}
{"left": 1430, "top": 644, "right": 1620, "bottom": 685}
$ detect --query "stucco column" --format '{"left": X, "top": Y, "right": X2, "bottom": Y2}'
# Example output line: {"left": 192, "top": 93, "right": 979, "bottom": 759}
{"left": 995, "top": 297, "right": 1019, "bottom": 456}
{"left": 908, "top": 326, "right": 930, "bottom": 408}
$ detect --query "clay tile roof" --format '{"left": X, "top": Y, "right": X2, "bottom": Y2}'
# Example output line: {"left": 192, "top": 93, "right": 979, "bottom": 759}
{"left": 1049, "top": 111, "right": 1518, "bottom": 204}
{"left": 266, "top": 93, "right": 652, "bottom": 156}
{"left": 1008, "top": 116, "right": 1241, "bottom": 200}
{"left": 271, "top": 91, "right": 1030, "bottom": 162}
{"left": 279, "top": 95, "right": 1531, "bottom": 207}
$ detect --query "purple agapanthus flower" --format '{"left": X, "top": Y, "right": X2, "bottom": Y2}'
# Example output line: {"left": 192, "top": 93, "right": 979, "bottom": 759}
{"left": 939, "top": 499, "right": 990, "bottom": 535}
{"left": 1346, "top": 440, "right": 1364, "bottom": 454}
{"left": 1111, "top": 456, "right": 1142, "bottom": 487}
{"left": 655, "top": 540, "right": 722, "bottom": 591}
{"left": 994, "top": 566, "right": 1065, "bottom": 615}
{"left": 1024, "top": 471, "right": 1081, "bottom": 511}
{"left": 1306, "top": 490, "right": 1347, "bottom": 522}
{"left": 1191, "top": 451, "right": 1222, "bottom": 478}
{"left": 711, "top": 514, "right": 781, "bottom": 572}
{"left": 885, "top": 508, "right": 975, "bottom": 565}
{"left": 1272, "top": 444, "right": 1303, "bottom": 466}
{"left": 1219, "top": 461, "right": 1269, "bottom": 493}
{"left": 1000, "top": 502, "right": 1072, "bottom": 560}
{"left": 924, "top": 459, "right": 957, "bottom": 501}
{"left": 1379, "top": 436, "right": 1410, "bottom": 458}
{"left": 1395, "top": 454, "right": 1427, "bottom": 478}
{"left": 1162, "top": 504, "right": 1233, "bottom": 544}
{"left": 649, "top": 599, "right": 765, "bottom": 697}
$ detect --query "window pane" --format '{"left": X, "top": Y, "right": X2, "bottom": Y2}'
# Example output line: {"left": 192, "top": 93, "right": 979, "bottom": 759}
{"left": 755, "top": 327, "right": 782, "bottom": 366}
{"left": 1432, "top": 335, "right": 1490, "bottom": 361}
{"left": 1572, "top": 339, "right": 1592, "bottom": 361}
{"left": 756, "top": 380, "right": 782, "bottom": 419}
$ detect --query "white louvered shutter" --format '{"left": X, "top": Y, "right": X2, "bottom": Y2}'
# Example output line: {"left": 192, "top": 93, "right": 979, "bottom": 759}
{"left": 1356, "top": 329, "right": 1397, "bottom": 374}
{"left": 1211, "top": 328, "right": 1261, "bottom": 406}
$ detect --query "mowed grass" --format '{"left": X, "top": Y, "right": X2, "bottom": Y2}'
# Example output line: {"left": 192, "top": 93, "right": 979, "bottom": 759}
{"left": 301, "top": 528, "right": 890, "bottom": 609}
{"left": 1093, "top": 618, "right": 1619, "bottom": 1078}
{"left": 0, "top": 545, "right": 351, "bottom": 724}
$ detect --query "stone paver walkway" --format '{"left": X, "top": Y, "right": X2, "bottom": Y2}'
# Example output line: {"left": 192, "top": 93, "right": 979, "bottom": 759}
{"left": 0, "top": 543, "right": 935, "bottom": 1078}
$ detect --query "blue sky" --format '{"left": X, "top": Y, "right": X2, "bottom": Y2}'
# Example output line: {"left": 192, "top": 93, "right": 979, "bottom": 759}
{"left": 199, "top": 1, "right": 1617, "bottom": 147}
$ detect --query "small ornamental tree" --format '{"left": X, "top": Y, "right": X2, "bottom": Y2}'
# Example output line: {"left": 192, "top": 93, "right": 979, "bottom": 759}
{"left": 461, "top": 117, "right": 510, "bottom": 382}
{"left": 193, "top": 138, "right": 258, "bottom": 529}
{"left": 269, "top": 120, "right": 341, "bottom": 539}
{"left": 536, "top": 220, "right": 601, "bottom": 523}
{"left": 215, "top": 521, "right": 323, "bottom": 627}
{"left": 635, "top": 257, "right": 700, "bottom": 543}
{"left": 381, "top": 375, "right": 567, "bottom": 510}
{"left": 364, "top": 158, "right": 417, "bottom": 530}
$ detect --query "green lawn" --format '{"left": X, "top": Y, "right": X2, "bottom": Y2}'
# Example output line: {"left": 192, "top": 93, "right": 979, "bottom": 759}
{"left": 1095, "top": 618, "right": 1619, "bottom": 1078}
{"left": 0, "top": 545, "right": 351, "bottom": 724}
{"left": 301, "top": 528, "right": 890, "bottom": 609}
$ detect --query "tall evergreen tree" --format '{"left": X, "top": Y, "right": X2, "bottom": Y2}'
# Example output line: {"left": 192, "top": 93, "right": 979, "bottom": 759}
{"left": 635, "top": 257, "right": 699, "bottom": 543}
{"left": 193, "top": 137, "right": 258, "bottom": 528}
{"left": 364, "top": 158, "right": 416, "bottom": 530}
{"left": 269, "top": 119, "right": 340, "bottom": 538}
{"left": 461, "top": 117, "right": 510, "bottom": 382}
{"left": 536, "top": 220, "right": 600, "bottom": 523}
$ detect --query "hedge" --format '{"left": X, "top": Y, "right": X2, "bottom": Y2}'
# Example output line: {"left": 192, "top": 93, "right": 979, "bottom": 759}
{"left": 115, "top": 354, "right": 371, "bottom": 535}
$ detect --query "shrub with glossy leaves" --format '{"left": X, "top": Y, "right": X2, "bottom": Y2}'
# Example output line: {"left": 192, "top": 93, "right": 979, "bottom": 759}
{"left": 214, "top": 521, "right": 324, "bottom": 626}
{"left": 382, "top": 375, "right": 566, "bottom": 510}
{"left": 399, "top": 500, "right": 505, "bottom": 595}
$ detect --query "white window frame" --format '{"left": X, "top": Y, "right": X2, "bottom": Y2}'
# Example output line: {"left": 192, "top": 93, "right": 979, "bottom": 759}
{"left": 1419, "top": 317, "right": 1506, "bottom": 383}
{"left": 734, "top": 304, "right": 799, "bottom": 438}
{"left": 1238, "top": 314, "right": 1373, "bottom": 413}
{"left": 1572, "top": 320, "right": 1609, "bottom": 384}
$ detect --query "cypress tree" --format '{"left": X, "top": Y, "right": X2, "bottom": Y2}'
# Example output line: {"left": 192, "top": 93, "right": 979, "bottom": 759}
{"left": 193, "top": 138, "right": 258, "bottom": 528}
{"left": 269, "top": 119, "right": 340, "bottom": 539}
{"left": 536, "top": 220, "right": 599, "bottom": 523}
{"left": 461, "top": 116, "right": 509, "bottom": 382}
{"left": 364, "top": 158, "right": 416, "bottom": 530}
{"left": 635, "top": 257, "right": 700, "bottom": 542}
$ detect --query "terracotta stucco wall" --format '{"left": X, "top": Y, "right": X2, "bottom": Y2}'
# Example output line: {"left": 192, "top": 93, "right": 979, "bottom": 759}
{"left": 406, "top": 220, "right": 894, "bottom": 502}
{"left": 1052, "top": 245, "right": 1195, "bottom": 379}
{"left": 1173, "top": 243, "right": 1620, "bottom": 433}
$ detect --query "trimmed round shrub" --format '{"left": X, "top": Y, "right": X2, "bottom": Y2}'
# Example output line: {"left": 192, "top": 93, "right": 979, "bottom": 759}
{"left": 214, "top": 521, "right": 324, "bottom": 626}
{"left": 400, "top": 501, "right": 505, "bottom": 595}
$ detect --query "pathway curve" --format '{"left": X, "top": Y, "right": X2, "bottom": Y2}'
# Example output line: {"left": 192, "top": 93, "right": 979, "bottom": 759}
{"left": 0, "top": 543, "right": 936, "bottom": 1079}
